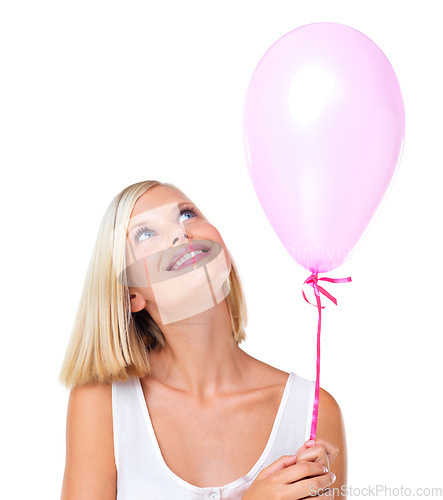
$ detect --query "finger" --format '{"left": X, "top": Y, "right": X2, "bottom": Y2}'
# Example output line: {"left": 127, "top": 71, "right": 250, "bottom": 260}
{"left": 294, "top": 446, "right": 329, "bottom": 470}
{"left": 256, "top": 454, "right": 298, "bottom": 479}
{"left": 293, "top": 441, "right": 327, "bottom": 461}
{"left": 305, "top": 437, "right": 338, "bottom": 456}
{"left": 287, "top": 468, "right": 336, "bottom": 499}
{"left": 304, "top": 438, "right": 339, "bottom": 463}
{"left": 290, "top": 443, "right": 307, "bottom": 459}
{"left": 272, "top": 460, "right": 328, "bottom": 485}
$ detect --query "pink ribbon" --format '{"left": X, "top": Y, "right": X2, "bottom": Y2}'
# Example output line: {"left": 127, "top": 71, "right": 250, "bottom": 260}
{"left": 302, "top": 272, "right": 352, "bottom": 440}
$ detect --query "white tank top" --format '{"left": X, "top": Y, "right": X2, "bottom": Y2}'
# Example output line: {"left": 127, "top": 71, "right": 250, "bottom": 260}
{"left": 112, "top": 371, "right": 315, "bottom": 500}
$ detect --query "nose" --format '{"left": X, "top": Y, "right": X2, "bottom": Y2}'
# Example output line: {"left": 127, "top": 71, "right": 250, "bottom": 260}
{"left": 172, "top": 232, "right": 191, "bottom": 246}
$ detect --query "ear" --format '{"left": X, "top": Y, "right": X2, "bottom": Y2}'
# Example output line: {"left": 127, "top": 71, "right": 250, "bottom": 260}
{"left": 129, "top": 290, "right": 146, "bottom": 313}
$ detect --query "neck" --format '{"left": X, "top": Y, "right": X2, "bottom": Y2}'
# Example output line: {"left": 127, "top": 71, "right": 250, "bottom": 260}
{"left": 146, "top": 299, "right": 250, "bottom": 399}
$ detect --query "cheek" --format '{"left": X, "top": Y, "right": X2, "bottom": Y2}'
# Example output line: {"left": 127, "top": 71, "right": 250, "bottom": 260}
{"left": 197, "top": 223, "right": 224, "bottom": 246}
{"left": 203, "top": 226, "right": 231, "bottom": 272}
{"left": 223, "top": 245, "right": 231, "bottom": 274}
{"left": 127, "top": 240, "right": 163, "bottom": 264}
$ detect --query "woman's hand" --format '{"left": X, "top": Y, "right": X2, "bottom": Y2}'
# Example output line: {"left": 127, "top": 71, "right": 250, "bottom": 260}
{"left": 293, "top": 437, "right": 340, "bottom": 472}
{"left": 241, "top": 453, "right": 336, "bottom": 499}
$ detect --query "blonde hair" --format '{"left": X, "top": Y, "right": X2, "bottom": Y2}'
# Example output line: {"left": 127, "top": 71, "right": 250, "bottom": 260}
{"left": 58, "top": 180, "right": 248, "bottom": 389}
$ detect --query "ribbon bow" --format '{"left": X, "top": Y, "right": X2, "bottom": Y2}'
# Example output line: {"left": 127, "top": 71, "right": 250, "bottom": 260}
{"left": 302, "top": 271, "right": 352, "bottom": 440}
{"left": 303, "top": 273, "right": 352, "bottom": 308}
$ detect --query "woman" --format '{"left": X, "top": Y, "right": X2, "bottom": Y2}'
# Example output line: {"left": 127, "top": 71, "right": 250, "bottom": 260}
{"left": 60, "top": 180, "right": 347, "bottom": 499}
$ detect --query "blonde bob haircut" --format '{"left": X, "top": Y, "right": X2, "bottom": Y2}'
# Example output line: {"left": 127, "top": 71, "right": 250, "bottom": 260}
{"left": 59, "top": 180, "right": 248, "bottom": 390}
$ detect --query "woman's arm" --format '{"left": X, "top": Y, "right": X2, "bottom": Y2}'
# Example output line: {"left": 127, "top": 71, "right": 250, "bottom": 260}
{"left": 316, "top": 387, "right": 348, "bottom": 498}
{"left": 60, "top": 383, "right": 117, "bottom": 500}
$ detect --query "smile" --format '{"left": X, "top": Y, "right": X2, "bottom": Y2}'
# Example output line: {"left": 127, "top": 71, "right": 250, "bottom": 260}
{"left": 169, "top": 249, "right": 209, "bottom": 271}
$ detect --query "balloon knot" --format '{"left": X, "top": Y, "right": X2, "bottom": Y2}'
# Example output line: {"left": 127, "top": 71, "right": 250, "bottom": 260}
{"left": 302, "top": 272, "right": 352, "bottom": 308}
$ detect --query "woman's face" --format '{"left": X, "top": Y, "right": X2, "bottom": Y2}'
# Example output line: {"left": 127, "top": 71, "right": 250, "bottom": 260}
{"left": 124, "top": 186, "right": 231, "bottom": 324}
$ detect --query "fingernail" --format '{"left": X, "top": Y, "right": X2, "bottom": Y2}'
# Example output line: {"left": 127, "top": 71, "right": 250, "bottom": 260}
{"left": 323, "top": 466, "right": 328, "bottom": 473}
{"left": 331, "top": 472, "right": 336, "bottom": 482}
{"left": 305, "top": 439, "right": 315, "bottom": 446}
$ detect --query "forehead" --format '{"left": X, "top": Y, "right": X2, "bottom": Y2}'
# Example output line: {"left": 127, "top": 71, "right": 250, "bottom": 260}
{"left": 130, "top": 186, "right": 190, "bottom": 219}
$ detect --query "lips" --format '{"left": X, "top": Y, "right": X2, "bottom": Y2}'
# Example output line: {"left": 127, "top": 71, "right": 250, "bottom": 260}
{"left": 166, "top": 242, "right": 211, "bottom": 271}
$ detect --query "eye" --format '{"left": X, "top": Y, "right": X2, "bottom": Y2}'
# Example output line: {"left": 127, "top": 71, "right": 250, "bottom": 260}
{"left": 179, "top": 204, "right": 197, "bottom": 223}
{"left": 134, "top": 226, "right": 154, "bottom": 243}
{"left": 133, "top": 205, "right": 198, "bottom": 244}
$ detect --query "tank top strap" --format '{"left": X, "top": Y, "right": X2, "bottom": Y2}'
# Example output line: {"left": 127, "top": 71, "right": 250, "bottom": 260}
{"left": 112, "top": 377, "right": 191, "bottom": 499}
{"left": 264, "top": 373, "right": 316, "bottom": 462}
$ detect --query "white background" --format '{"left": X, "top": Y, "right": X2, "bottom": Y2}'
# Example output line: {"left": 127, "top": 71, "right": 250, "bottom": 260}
{"left": 1, "top": 1, "right": 442, "bottom": 498}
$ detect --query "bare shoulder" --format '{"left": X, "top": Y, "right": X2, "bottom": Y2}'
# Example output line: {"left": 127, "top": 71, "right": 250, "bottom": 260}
{"left": 317, "top": 386, "right": 348, "bottom": 495}
{"left": 61, "top": 382, "right": 117, "bottom": 500}
{"left": 317, "top": 386, "right": 346, "bottom": 437}
{"left": 240, "top": 351, "right": 290, "bottom": 388}
{"left": 241, "top": 354, "right": 289, "bottom": 390}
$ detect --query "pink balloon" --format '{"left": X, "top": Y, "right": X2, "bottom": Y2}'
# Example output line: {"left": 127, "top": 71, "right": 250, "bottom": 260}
{"left": 243, "top": 22, "right": 405, "bottom": 273}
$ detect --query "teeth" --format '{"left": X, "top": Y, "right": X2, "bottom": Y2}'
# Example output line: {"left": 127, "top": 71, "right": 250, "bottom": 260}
{"left": 171, "top": 250, "right": 204, "bottom": 270}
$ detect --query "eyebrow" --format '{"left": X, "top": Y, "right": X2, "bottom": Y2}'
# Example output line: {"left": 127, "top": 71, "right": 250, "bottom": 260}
{"left": 127, "top": 201, "right": 193, "bottom": 233}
